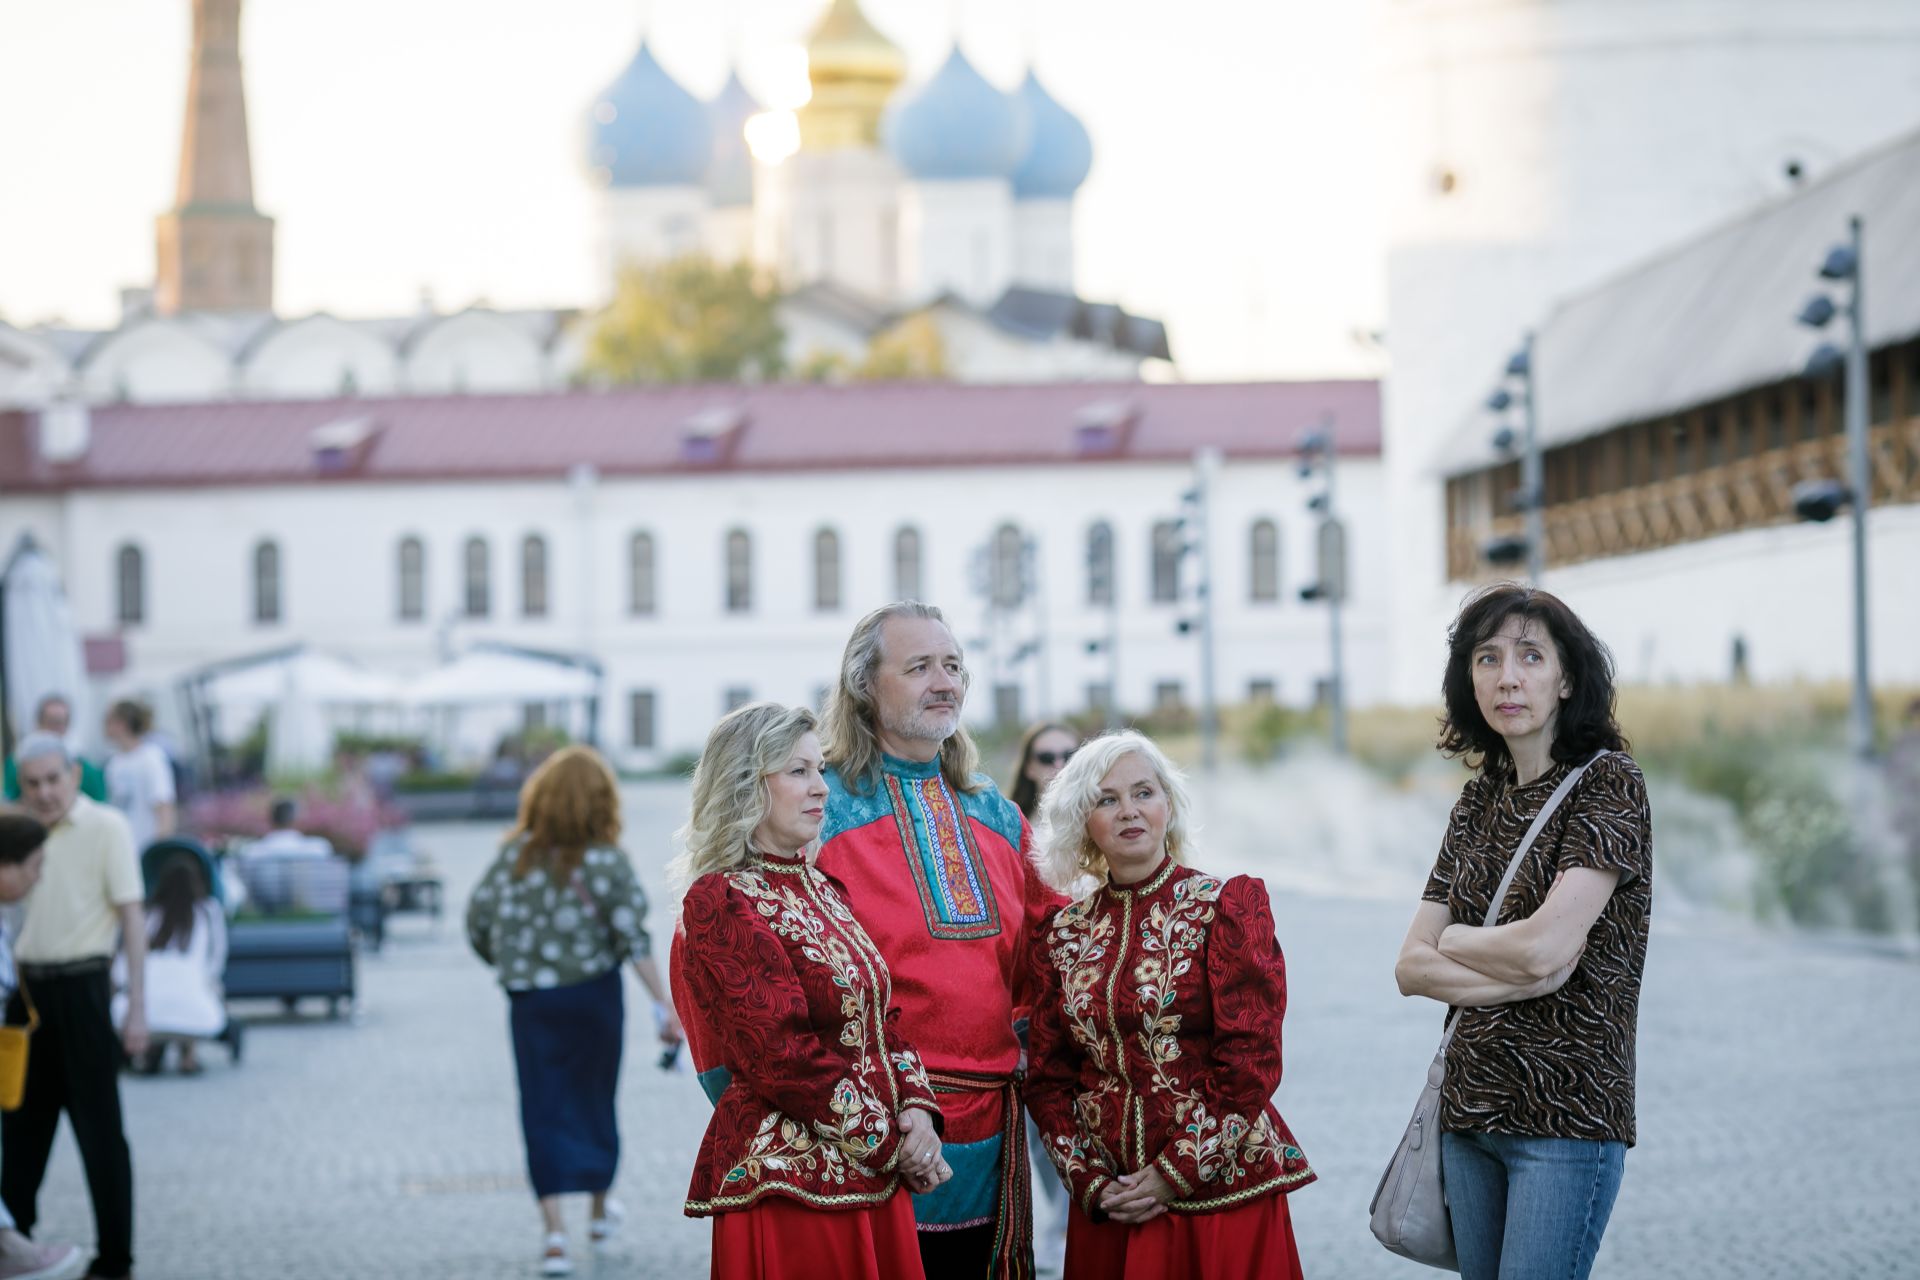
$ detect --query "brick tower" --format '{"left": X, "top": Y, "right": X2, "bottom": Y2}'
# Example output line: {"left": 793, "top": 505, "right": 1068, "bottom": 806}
{"left": 154, "top": 0, "right": 274, "bottom": 314}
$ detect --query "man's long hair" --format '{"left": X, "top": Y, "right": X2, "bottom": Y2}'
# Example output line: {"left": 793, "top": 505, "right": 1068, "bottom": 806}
{"left": 821, "top": 601, "right": 984, "bottom": 796}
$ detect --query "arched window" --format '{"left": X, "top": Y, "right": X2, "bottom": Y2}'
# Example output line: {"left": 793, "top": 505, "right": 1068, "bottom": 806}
{"left": 725, "top": 529, "right": 752, "bottom": 613}
{"left": 629, "top": 532, "right": 656, "bottom": 616}
{"left": 1249, "top": 519, "right": 1279, "bottom": 603}
{"left": 397, "top": 536, "right": 425, "bottom": 622}
{"left": 115, "top": 544, "right": 145, "bottom": 625}
{"left": 463, "top": 536, "right": 491, "bottom": 618}
{"left": 1150, "top": 520, "right": 1183, "bottom": 603}
{"left": 521, "top": 534, "right": 548, "bottom": 618}
{"left": 814, "top": 528, "right": 842, "bottom": 611}
{"left": 893, "top": 526, "right": 922, "bottom": 601}
{"left": 253, "top": 539, "right": 281, "bottom": 624}
{"left": 989, "top": 523, "right": 1025, "bottom": 608}
{"left": 1086, "top": 521, "right": 1115, "bottom": 607}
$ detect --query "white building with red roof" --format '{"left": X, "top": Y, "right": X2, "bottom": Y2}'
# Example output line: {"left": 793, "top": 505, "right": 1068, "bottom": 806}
{"left": 0, "top": 380, "right": 1386, "bottom": 764}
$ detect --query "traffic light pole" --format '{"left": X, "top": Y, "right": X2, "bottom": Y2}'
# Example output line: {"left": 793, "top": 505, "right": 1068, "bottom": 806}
{"left": 1843, "top": 216, "right": 1872, "bottom": 758}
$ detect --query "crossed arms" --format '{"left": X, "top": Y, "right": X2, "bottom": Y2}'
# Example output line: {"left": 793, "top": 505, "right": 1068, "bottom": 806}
{"left": 1394, "top": 867, "right": 1621, "bottom": 1006}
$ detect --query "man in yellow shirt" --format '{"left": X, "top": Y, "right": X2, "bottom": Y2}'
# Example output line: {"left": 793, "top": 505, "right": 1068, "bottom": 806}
{"left": 8, "top": 734, "right": 147, "bottom": 1280}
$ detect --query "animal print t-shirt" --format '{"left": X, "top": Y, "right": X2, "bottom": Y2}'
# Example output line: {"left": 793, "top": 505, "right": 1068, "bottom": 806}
{"left": 1422, "top": 752, "right": 1653, "bottom": 1146}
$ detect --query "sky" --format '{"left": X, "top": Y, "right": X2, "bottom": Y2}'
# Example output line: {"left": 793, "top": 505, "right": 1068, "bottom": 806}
{"left": 0, "top": 0, "right": 1389, "bottom": 381}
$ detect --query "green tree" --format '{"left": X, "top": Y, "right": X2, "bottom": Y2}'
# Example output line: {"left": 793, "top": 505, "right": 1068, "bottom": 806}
{"left": 582, "top": 256, "right": 787, "bottom": 384}
{"left": 856, "top": 312, "right": 948, "bottom": 380}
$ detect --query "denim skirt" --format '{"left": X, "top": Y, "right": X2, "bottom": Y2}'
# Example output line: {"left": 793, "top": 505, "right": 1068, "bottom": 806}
{"left": 509, "top": 965, "right": 624, "bottom": 1197}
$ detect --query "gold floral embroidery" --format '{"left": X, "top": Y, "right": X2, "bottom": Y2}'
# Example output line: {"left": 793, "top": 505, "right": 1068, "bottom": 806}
{"left": 723, "top": 870, "right": 897, "bottom": 1175}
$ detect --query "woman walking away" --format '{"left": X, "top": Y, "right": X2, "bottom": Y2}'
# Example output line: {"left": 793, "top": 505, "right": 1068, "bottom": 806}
{"left": 1026, "top": 730, "right": 1314, "bottom": 1280}
{"left": 1394, "top": 583, "right": 1652, "bottom": 1280}
{"left": 466, "top": 746, "right": 683, "bottom": 1277}
{"left": 671, "top": 703, "right": 949, "bottom": 1280}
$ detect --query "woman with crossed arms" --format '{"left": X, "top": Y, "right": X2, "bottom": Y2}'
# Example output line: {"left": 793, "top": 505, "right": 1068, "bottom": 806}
{"left": 1395, "top": 583, "right": 1653, "bottom": 1280}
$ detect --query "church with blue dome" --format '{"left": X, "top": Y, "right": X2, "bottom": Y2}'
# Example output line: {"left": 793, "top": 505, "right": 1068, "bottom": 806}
{"left": 584, "top": 0, "right": 1164, "bottom": 378}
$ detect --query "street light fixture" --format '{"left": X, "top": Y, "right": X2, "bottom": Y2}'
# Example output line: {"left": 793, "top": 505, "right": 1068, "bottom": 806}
{"left": 1482, "top": 332, "right": 1543, "bottom": 582}
{"left": 1791, "top": 214, "right": 1874, "bottom": 758}
{"left": 1173, "top": 452, "right": 1221, "bottom": 769}
{"left": 1296, "top": 420, "right": 1348, "bottom": 755}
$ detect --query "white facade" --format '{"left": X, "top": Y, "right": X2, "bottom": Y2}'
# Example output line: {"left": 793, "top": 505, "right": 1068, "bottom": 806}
{"left": 1, "top": 457, "right": 1389, "bottom": 768}
{"left": 1537, "top": 507, "right": 1920, "bottom": 687}
{"left": 758, "top": 150, "right": 905, "bottom": 304}
{"left": 1013, "top": 200, "right": 1075, "bottom": 295}
{"left": 897, "top": 180, "right": 1016, "bottom": 308}
{"left": 596, "top": 185, "right": 712, "bottom": 297}
{"left": 1379, "top": 0, "right": 1920, "bottom": 700}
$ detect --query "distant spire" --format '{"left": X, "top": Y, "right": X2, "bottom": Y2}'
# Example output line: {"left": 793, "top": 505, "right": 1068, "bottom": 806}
{"left": 154, "top": 0, "right": 275, "bottom": 314}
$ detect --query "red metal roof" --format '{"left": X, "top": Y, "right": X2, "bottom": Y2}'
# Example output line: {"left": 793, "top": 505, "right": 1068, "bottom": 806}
{"left": 0, "top": 380, "right": 1380, "bottom": 491}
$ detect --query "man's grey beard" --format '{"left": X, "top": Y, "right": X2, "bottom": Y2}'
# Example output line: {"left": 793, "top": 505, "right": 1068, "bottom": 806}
{"left": 880, "top": 700, "right": 961, "bottom": 745}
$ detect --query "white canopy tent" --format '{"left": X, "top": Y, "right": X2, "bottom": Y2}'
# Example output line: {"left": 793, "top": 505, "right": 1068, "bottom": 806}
{"left": 402, "top": 646, "right": 603, "bottom": 765}
{"left": 401, "top": 648, "right": 598, "bottom": 707}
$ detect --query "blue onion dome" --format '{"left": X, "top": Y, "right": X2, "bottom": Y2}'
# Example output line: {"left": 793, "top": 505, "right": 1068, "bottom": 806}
{"left": 706, "top": 71, "right": 763, "bottom": 207}
{"left": 1011, "top": 71, "right": 1092, "bottom": 199}
{"left": 883, "top": 48, "right": 1030, "bottom": 181}
{"left": 587, "top": 42, "right": 713, "bottom": 188}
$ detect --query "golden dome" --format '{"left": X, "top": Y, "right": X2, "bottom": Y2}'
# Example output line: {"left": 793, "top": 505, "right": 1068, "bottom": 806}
{"left": 798, "top": 0, "right": 906, "bottom": 151}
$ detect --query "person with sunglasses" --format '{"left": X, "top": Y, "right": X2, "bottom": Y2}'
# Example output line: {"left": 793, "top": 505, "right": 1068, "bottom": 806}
{"left": 1009, "top": 725, "right": 1081, "bottom": 826}
{"left": 1006, "top": 722, "right": 1082, "bottom": 1275}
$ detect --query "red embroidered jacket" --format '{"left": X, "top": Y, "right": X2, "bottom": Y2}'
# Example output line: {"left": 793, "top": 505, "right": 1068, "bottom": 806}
{"left": 1026, "top": 860, "right": 1315, "bottom": 1216}
{"left": 677, "top": 854, "right": 942, "bottom": 1216}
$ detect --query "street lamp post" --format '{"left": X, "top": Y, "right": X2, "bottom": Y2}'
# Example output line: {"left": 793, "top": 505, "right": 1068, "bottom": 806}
{"left": 1180, "top": 448, "right": 1222, "bottom": 771}
{"left": 1296, "top": 423, "right": 1348, "bottom": 755}
{"left": 1794, "top": 214, "right": 1874, "bottom": 758}
{"left": 1484, "top": 334, "right": 1543, "bottom": 581}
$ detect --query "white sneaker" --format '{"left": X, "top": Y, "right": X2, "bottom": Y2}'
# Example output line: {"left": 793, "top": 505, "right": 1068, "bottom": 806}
{"left": 538, "top": 1232, "right": 572, "bottom": 1277}
{"left": 589, "top": 1199, "right": 625, "bottom": 1245}
{"left": 0, "top": 1240, "right": 86, "bottom": 1280}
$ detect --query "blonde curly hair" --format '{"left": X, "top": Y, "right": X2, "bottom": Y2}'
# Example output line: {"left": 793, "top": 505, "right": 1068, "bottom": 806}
{"left": 1034, "top": 731, "right": 1197, "bottom": 892}
{"left": 669, "top": 702, "right": 819, "bottom": 892}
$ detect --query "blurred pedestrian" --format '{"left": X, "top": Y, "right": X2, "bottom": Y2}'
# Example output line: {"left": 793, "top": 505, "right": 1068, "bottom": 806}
{"left": 1026, "top": 730, "right": 1314, "bottom": 1280}
{"left": 465, "top": 746, "right": 681, "bottom": 1277}
{"left": 101, "top": 704, "right": 173, "bottom": 856}
{"left": 6, "top": 734, "right": 145, "bottom": 1280}
{"left": 0, "top": 810, "right": 87, "bottom": 1280}
{"left": 1394, "top": 583, "right": 1652, "bottom": 1280}
{"left": 1005, "top": 722, "right": 1082, "bottom": 1277}
{"left": 1008, "top": 723, "right": 1080, "bottom": 826}
{"left": 113, "top": 853, "right": 227, "bottom": 1076}
{"left": 669, "top": 702, "right": 947, "bottom": 1280}
{"left": 2, "top": 697, "right": 105, "bottom": 806}
{"left": 241, "top": 798, "right": 331, "bottom": 861}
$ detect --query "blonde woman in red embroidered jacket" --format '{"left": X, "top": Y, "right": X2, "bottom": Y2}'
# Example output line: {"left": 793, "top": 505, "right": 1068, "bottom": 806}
{"left": 1025, "top": 730, "right": 1315, "bottom": 1280}
{"left": 671, "top": 702, "right": 951, "bottom": 1280}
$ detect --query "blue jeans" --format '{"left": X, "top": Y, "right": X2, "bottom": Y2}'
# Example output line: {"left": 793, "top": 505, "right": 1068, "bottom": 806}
{"left": 1441, "top": 1130, "right": 1625, "bottom": 1280}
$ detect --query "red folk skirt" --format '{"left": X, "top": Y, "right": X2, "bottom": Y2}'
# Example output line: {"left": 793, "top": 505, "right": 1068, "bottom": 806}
{"left": 1064, "top": 1192, "right": 1304, "bottom": 1280}
{"left": 710, "top": 1189, "right": 924, "bottom": 1280}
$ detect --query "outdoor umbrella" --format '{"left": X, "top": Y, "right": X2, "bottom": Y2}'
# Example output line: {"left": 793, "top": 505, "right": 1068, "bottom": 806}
{"left": 1, "top": 535, "right": 90, "bottom": 749}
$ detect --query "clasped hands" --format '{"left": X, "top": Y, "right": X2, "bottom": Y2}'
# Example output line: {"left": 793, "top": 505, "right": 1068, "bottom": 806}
{"left": 1098, "top": 1165, "right": 1176, "bottom": 1224}
{"left": 896, "top": 1108, "right": 951, "bottom": 1193}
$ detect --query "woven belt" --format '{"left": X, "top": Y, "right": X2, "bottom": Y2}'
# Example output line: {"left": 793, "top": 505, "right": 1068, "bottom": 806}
{"left": 927, "top": 1067, "right": 1033, "bottom": 1280}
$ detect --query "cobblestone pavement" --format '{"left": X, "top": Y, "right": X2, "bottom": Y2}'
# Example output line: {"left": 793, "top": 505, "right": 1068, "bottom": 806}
{"left": 25, "top": 780, "right": 1920, "bottom": 1279}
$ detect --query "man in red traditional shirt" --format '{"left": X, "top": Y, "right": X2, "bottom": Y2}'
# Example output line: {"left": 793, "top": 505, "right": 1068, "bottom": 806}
{"left": 816, "top": 601, "right": 1059, "bottom": 1280}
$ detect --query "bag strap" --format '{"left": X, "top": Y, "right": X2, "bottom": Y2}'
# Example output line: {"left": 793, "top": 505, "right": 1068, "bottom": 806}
{"left": 14, "top": 978, "right": 37, "bottom": 1036}
{"left": 1440, "top": 749, "right": 1611, "bottom": 1046}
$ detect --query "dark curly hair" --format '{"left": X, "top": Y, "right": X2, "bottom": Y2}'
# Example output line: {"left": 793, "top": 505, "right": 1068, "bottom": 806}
{"left": 1437, "top": 582, "right": 1628, "bottom": 774}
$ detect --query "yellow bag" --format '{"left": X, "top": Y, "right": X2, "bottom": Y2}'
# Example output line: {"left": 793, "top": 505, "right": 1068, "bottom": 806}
{"left": 0, "top": 983, "right": 39, "bottom": 1111}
